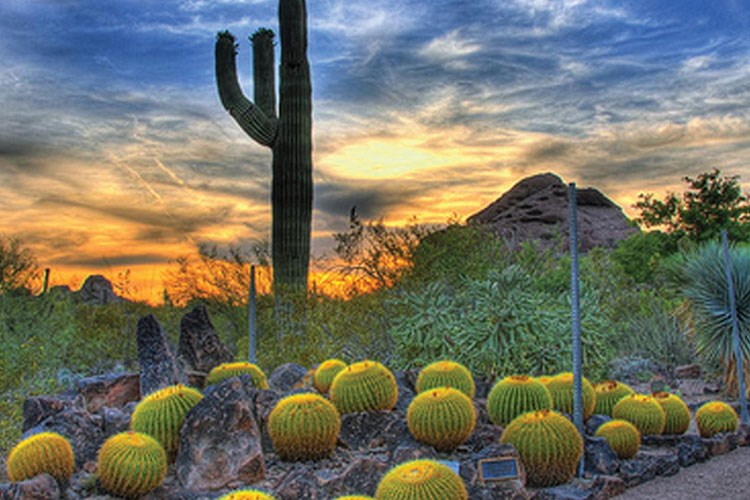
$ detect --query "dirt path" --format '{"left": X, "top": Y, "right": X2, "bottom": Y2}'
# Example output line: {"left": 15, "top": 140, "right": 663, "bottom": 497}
{"left": 614, "top": 445, "right": 750, "bottom": 499}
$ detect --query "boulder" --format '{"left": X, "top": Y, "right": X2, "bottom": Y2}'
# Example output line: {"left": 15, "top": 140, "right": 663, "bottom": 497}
{"left": 175, "top": 377, "right": 265, "bottom": 491}
{"left": 76, "top": 372, "right": 140, "bottom": 413}
{"left": 0, "top": 473, "right": 60, "bottom": 499}
{"left": 78, "top": 275, "right": 123, "bottom": 305}
{"left": 316, "top": 456, "right": 388, "bottom": 497}
{"left": 675, "top": 363, "right": 702, "bottom": 379}
{"left": 267, "top": 363, "right": 309, "bottom": 393}
{"left": 136, "top": 314, "right": 185, "bottom": 396}
{"left": 584, "top": 414, "right": 611, "bottom": 436}
{"left": 618, "top": 450, "right": 679, "bottom": 487}
{"left": 177, "top": 305, "right": 233, "bottom": 386}
{"left": 467, "top": 173, "right": 636, "bottom": 251}
{"left": 584, "top": 436, "right": 620, "bottom": 475}
{"left": 339, "top": 410, "right": 406, "bottom": 451}
{"left": 24, "top": 408, "right": 104, "bottom": 467}
{"left": 676, "top": 435, "right": 709, "bottom": 467}
{"left": 22, "top": 396, "right": 73, "bottom": 432}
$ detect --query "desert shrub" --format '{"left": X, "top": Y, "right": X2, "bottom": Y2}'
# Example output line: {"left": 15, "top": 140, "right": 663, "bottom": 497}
{"left": 611, "top": 231, "right": 678, "bottom": 284}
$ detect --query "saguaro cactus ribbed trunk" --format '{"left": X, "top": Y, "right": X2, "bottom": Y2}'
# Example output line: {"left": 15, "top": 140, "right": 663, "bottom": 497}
{"left": 215, "top": 0, "right": 312, "bottom": 292}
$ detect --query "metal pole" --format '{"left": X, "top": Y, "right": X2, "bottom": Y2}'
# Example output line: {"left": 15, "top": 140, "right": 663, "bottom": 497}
{"left": 42, "top": 268, "right": 50, "bottom": 295}
{"left": 721, "top": 230, "right": 749, "bottom": 425}
{"left": 569, "top": 182, "right": 585, "bottom": 475}
{"left": 248, "top": 265, "right": 257, "bottom": 364}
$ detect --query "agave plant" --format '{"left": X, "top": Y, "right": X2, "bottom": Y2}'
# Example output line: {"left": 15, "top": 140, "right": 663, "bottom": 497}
{"left": 671, "top": 242, "right": 750, "bottom": 395}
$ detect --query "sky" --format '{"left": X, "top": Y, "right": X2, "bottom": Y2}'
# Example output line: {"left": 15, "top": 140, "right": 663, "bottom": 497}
{"left": 0, "top": 0, "right": 749, "bottom": 302}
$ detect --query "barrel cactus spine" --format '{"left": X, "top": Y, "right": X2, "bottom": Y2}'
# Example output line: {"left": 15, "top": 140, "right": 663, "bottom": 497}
{"left": 268, "top": 392, "right": 341, "bottom": 461}
{"left": 206, "top": 361, "right": 269, "bottom": 389}
{"left": 329, "top": 360, "right": 398, "bottom": 414}
{"left": 594, "top": 419, "right": 641, "bottom": 459}
{"left": 314, "top": 359, "right": 347, "bottom": 393}
{"left": 652, "top": 392, "right": 691, "bottom": 435}
{"left": 486, "top": 375, "right": 553, "bottom": 427}
{"left": 594, "top": 380, "right": 635, "bottom": 417}
{"left": 215, "top": 0, "right": 313, "bottom": 290}
{"left": 696, "top": 401, "right": 739, "bottom": 438}
{"left": 97, "top": 431, "right": 167, "bottom": 498}
{"left": 6, "top": 432, "right": 75, "bottom": 483}
{"left": 130, "top": 384, "right": 203, "bottom": 459}
{"left": 375, "top": 459, "right": 468, "bottom": 500}
{"left": 217, "top": 490, "right": 277, "bottom": 499}
{"left": 407, "top": 387, "right": 476, "bottom": 451}
{"left": 546, "top": 372, "right": 597, "bottom": 420}
{"left": 500, "top": 409, "right": 583, "bottom": 488}
{"left": 416, "top": 360, "right": 475, "bottom": 399}
{"left": 612, "top": 394, "right": 666, "bottom": 436}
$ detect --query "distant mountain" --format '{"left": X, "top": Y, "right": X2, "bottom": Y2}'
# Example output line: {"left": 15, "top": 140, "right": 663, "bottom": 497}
{"left": 467, "top": 172, "right": 637, "bottom": 251}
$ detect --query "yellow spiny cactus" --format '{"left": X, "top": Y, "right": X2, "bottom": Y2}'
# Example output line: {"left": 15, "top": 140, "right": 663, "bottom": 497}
{"left": 130, "top": 384, "right": 203, "bottom": 459}
{"left": 612, "top": 394, "right": 666, "bottom": 436}
{"left": 500, "top": 409, "right": 583, "bottom": 488}
{"left": 594, "top": 380, "right": 635, "bottom": 417}
{"left": 268, "top": 392, "right": 341, "bottom": 461}
{"left": 415, "top": 360, "right": 475, "bottom": 399}
{"left": 314, "top": 359, "right": 347, "bottom": 393}
{"left": 206, "top": 361, "right": 269, "bottom": 389}
{"left": 217, "top": 489, "right": 277, "bottom": 499}
{"left": 652, "top": 392, "right": 691, "bottom": 435}
{"left": 595, "top": 419, "right": 641, "bottom": 459}
{"left": 407, "top": 387, "right": 476, "bottom": 451}
{"left": 329, "top": 360, "right": 398, "bottom": 414}
{"left": 97, "top": 431, "right": 167, "bottom": 498}
{"left": 545, "top": 372, "right": 597, "bottom": 420}
{"left": 696, "top": 401, "right": 739, "bottom": 438}
{"left": 375, "top": 459, "right": 468, "bottom": 500}
{"left": 487, "top": 375, "right": 553, "bottom": 426}
{"left": 6, "top": 432, "right": 75, "bottom": 483}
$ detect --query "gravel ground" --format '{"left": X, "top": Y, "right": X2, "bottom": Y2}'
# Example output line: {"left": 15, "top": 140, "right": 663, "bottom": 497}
{"left": 614, "top": 445, "right": 750, "bottom": 499}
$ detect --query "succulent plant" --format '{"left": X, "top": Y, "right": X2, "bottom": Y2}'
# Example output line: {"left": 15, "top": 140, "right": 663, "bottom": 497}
{"left": 486, "top": 375, "right": 553, "bottom": 427}
{"left": 130, "top": 384, "right": 203, "bottom": 459}
{"left": 652, "top": 391, "right": 691, "bottom": 435}
{"left": 375, "top": 459, "right": 468, "bottom": 500}
{"left": 696, "top": 401, "right": 739, "bottom": 438}
{"left": 205, "top": 361, "right": 269, "bottom": 389}
{"left": 594, "top": 380, "right": 635, "bottom": 417}
{"left": 333, "top": 496, "right": 375, "bottom": 500}
{"left": 97, "top": 431, "right": 167, "bottom": 498}
{"left": 329, "top": 360, "right": 398, "bottom": 414}
{"left": 594, "top": 419, "right": 641, "bottom": 459}
{"left": 500, "top": 409, "right": 583, "bottom": 488}
{"left": 313, "top": 359, "right": 347, "bottom": 393}
{"left": 415, "top": 360, "right": 475, "bottom": 399}
{"left": 612, "top": 394, "right": 666, "bottom": 436}
{"left": 6, "top": 432, "right": 75, "bottom": 483}
{"left": 217, "top": 490, "right": 277, "bottom": 500}
{"left": 268, "top": 392, "right": 341, "bottom": 461}
{"left": 545, "top": 372, "right": 597, "bottom": 420}
{"left": 407, "top": 387, "right": 476, "bottom": 451}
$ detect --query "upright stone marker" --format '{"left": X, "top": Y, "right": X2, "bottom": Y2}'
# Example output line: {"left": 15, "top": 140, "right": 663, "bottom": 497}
{"left": 178, "top": 304, "right": 233, "bottom": 385}
{"left": 136, "top": 314, "right": 185, "bottom": 396}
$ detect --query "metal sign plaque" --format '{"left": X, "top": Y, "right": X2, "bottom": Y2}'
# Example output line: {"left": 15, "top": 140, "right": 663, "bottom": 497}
{"left": 478, "top": 457, "right": 520, "bottom": 483}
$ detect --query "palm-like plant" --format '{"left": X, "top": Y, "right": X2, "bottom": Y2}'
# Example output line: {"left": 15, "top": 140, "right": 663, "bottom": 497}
{"left": 671, "top": 243, "right": 750, "bottom": 395}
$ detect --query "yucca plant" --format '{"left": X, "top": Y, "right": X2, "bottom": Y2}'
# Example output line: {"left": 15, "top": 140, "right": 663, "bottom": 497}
{"left": 669, "top": 243, "right": 750, "bottom": 396}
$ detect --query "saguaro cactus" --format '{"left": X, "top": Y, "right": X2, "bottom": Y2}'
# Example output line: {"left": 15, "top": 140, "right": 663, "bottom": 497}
{"left": 215, "top": 0, "right": 312, "bottom": 291}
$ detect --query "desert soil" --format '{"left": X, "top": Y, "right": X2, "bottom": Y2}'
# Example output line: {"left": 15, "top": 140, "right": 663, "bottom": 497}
{"left": 614, "top": 445, "right": 750, "bottom": 499}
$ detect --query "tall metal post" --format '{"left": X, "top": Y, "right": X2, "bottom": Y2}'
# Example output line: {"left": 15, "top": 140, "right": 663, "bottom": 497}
{"left": 569, "top": 183, "right": 585, "bottom": 475}
{"left": 721, "top": 230, "right": 749, "bottom": 424}
{"left": 248, "top": 265, "right": 257, "bottom": 363}
{"left": 42, "top": 268, "right": 50, "bottom": 295}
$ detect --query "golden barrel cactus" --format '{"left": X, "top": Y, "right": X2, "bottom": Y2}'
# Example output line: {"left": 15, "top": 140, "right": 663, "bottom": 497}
{"left": 594, "top": 419, "right": 641, "bottom": 459}
{"left": 545, "top": 372, "right": 596, "bottom": 420}
{"left": 696, "top": 401, "right": 739, "bottom": 438}
{"left": 500, "top": 409, "right": 583, "bottom": 487}
{"left": 415, "top": 360, "right": 475, "bottom": 399}
{"left": 652, "top": 392, "right": 691, "bottom": 435}
{"left": 612, "top": 394, "right": 666, "bottom": 436}
{"left": 217, "top": 490, "right": 277, "bottom": 499}
{"left": 594, "top": 380, "right": 635, "bottom": 417}
{"left": 329, "top": 360, "right": 398, "bottom": 414}
{"left": 314, "top": 359, "right": 347, "bottom": 393}
{"left": 407, "top": 387, "right": 476, "bottom": 451}
{"left": 375, "top": 459, "right": 468, "bottom": 500}
{"left": 97, "top": 431, "right": 167, "bottom": 498}
{"left": 6, "top": 432, "right": 75, "bottom": 483}
{"left": 206, "top": 361, "right": 269, "bottom": 389}
{"left": 268, "top": 392, "right": 341, "bottom": 460}
{"left": 486, "top": 375, "right": 553, "bottom": 427}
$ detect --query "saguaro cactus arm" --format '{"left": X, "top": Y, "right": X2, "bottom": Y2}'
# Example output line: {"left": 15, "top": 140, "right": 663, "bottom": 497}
{"left": 215, "top": 31, "right": 278, "bottom": 147}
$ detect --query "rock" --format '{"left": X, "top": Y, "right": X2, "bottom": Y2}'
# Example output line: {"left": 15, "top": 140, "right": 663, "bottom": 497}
{"left": 101, "top": 406, "right": 132, "bottom": 437}
{"left": 0, "top": 473, "right": 60, "bottom": 499}
{"left": 467, "top": 173, "right": 636, "bottom": 251}
{"left": 475, "top": 375, "right": 493, "bottom": 400}
{"left": 267, "top": 363, "right": 309, "bottom": 393}
{"left": 78, "top": 275, "right": 123, "bottom": 305}
{"left": 465, "top": 422, "right": 503, "bottom": 453}
{"left": 535, "top": 476, "right": 626, "bottom": 500}
{"left": 584, "top": 415, "right": 611, "bottom": 436}
{"left": 25, "top": 408, "right": 104, "bottom": 467}
{"left": 676, "top": 435, "right": 709, "bottom": 467}
{"left": 703, "top": 433, "right": 735, "bottom": 457}
{"left": 584, "top": 436, "right": 620, "bottom": 475}
{"left": 393, "top": 370, "right": 416, "bottom": 413}
{"left": 316, "top": 457, "right": 388, "bottom": 497}
{"left": 175, "top": 377, "right": 265, "bottom": 491}
{"left": 675, "top": 364, "right": 702, "bottom": 379}
{"left": 252, "top": 388, "right": 283, "bottom": 453}
{"left": 22, "top": 396, "right": 73, "bottom": 432}
{"left": 704, "top": 381, "right": 722, "bottom": 394}
{"left": 76, "top": 372, "right": 140, "bottom": 413}
{"left": 136, "top": 314, "right": 185, "bottom": 397}
{"left": 618, "top": 450, "right": 679, "bottom": 487}
{"left": 338, "top": 411, "right": 405, "bottom": 451}
{"left": 177, "top": 305, "right": 234, "bottom": 386}
{"left": 607, "top": 356, "right": 670, "bottom": 387}
{"left": 273, "top": 465, "right": 318, "bottom": 500}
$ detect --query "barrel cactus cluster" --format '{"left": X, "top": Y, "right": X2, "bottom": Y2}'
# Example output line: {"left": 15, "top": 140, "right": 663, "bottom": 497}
{"left": 267, "top": 392, "right": 341, "bottom": 461}
{"left": 612, "top": 394, "right": 666, "bottom": 436}
{"left": 329, "top": 360, "right": 399, "bottom": 414}
{"left": 487, "top": 375, "right": 553, "bottom": 426}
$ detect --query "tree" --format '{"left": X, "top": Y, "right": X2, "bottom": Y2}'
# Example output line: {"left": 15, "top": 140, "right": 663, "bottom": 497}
{"left": 0, "top": 235, "right": 39, "bottom": 294}
{"left": 215, "top": 0, "right": 313, "bottom": 293}
{"left": 635, "top": 169, "right": 750, "bottom": 242}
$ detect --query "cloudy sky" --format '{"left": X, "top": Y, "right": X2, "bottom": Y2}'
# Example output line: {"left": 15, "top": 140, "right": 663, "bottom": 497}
{"left": 1, "top": 0, "right": 748, "bottom": 301}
